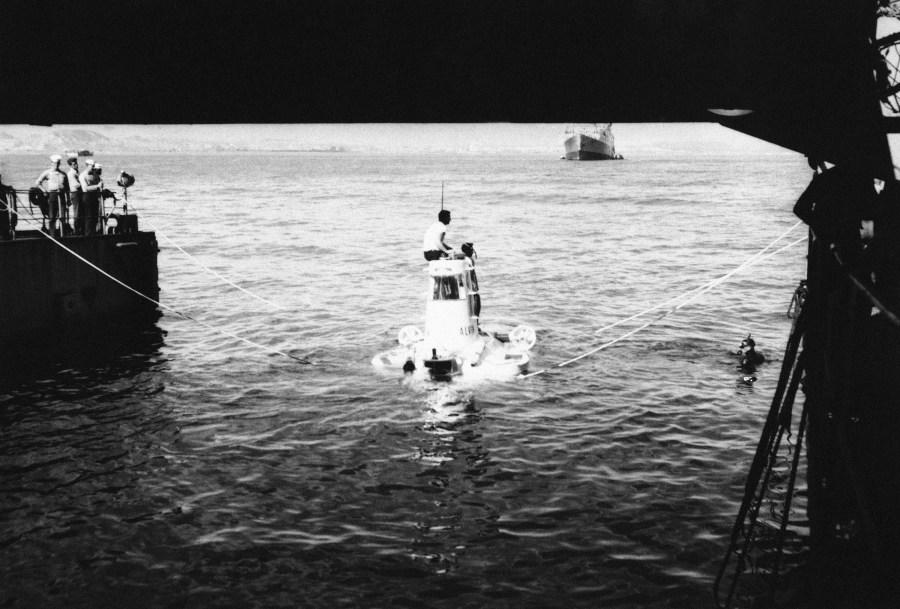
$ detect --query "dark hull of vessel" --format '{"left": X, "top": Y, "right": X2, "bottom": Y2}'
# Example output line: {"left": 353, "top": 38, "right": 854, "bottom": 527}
{"left": 564, "top": 149, "right": 616, "bottom": 161}
{"left": 0, "top": 230, "right": 159, "bottom": 341}
{"left": 564, "top": 133, "right": 616, "bottom": 160}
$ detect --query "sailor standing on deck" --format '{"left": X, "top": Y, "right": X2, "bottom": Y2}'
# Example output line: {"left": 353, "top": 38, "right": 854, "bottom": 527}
{"left": 79, "top": 161, "right": 103, "bottom": 236}
{"left": 65, "top": 154, "right": 82, "bottom": 234}
{"left": 423, "top": 209, "right": 452, "bottom": 260}
{"left": 35, "top": 154, "right": 67, "bottom": 236}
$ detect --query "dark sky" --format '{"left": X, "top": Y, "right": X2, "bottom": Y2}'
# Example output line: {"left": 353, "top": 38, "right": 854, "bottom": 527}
{"left": 0, "top": 0, "right": 879, "bottom": 131}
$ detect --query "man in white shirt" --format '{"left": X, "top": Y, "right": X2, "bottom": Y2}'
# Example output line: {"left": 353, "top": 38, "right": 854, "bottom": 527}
{"left": 35, "top": 154, "right": 67, "bottom": 236}
{"left": 423, "top": 209, "right": 452, "bottom": 261}
{"left": 65, "top": 154, "right": 82, "bottom": 233}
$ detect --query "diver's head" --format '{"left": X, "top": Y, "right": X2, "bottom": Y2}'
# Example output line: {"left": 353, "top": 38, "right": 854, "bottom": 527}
{"left": 438, "top": 209, "right": 451, "bottom": 224}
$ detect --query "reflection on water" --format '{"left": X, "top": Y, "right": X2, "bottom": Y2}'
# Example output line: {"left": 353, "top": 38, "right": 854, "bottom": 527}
{"left": 410, "top": 387, "right": 487, "bottom": 574}
{"left": 421, "top": 386, "right": 478, "bottom": 434}
{"left": 0, "top": 314, "right": 166, "bottom": 392}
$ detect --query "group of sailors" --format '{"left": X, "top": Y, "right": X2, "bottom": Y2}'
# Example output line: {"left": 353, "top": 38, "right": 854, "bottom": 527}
{"left": 34, "top": 153, "right": 106, "bottom": 237}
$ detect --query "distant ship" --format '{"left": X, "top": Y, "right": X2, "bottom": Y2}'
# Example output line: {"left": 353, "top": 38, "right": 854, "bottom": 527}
{"left": 563, "top": 123, "right": 622, "bottom": 160}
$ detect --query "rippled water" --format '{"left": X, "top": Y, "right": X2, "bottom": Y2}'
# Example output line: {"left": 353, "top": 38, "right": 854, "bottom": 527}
{"left": 0, "top": 136, "right": 812, "bottom": 608}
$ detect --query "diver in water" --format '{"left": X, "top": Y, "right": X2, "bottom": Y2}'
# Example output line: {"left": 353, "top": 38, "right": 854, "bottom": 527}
{"left": 423, "top": 209, "right": 452, "bottom": 260}
{"left": 738, "top": 334, "right": 765, "bottom": 373}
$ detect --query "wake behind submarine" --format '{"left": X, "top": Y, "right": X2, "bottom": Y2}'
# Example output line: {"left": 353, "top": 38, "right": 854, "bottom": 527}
{"left": 372, "top": 242, "right": 536, "bottom": 381}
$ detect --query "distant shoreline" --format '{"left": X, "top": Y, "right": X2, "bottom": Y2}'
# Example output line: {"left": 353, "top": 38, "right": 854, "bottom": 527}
{"left": 0, "top": 123, "right": 801, "bottom": 157}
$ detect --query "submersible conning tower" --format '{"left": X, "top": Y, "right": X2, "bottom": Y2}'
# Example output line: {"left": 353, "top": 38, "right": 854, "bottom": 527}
{"left": 372, "top": 245, "right": 535, "bottom": 381}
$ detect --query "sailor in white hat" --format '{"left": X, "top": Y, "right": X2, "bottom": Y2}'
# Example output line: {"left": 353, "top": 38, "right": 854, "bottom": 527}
{"left": 35, "top": 154, "right": 68, "bottom": 236}
{"left": 79, "top": 159, "right": 94, "bottom": 188}
{"left": 79, "top": 159, "right": 104, "bottom": 236}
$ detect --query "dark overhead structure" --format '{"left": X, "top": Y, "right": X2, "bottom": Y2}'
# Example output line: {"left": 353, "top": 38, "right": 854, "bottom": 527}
{"left": 0, "top": 2, "right": 887, "bottom": 134}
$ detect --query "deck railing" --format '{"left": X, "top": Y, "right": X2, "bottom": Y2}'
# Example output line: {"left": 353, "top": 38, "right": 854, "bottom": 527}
{"left": 0, "top": 186, "right": 136, "bottom": 240}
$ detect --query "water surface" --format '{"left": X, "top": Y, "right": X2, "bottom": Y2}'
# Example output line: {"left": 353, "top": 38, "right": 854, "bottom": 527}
{"left": 0, "top": 126, "right": 811, "bottom": 608}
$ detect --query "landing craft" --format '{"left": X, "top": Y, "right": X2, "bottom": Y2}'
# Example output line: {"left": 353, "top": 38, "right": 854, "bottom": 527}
{"left": 372, "top": 243, "right": 536, "bottom": 381}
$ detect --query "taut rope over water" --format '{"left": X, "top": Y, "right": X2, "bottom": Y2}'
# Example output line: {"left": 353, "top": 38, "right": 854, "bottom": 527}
{"left": 590, "top": 220, "right": 805, "bottom": 337}
{"left": 8, "top": 200, "right": 311, "bottom": 365}
{"left": 521, "top": 221, "right": 807, "bottom": 379}
{"left": 125, "top": 202, "right": 291, "bottom": 311}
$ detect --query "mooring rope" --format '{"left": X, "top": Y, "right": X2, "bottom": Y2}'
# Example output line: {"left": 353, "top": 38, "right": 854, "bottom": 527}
{"left": 118, "top": 201, "right": 292, "bottom": 311}
{"left": 592, "top": 220, "right": 804, "bottom": 337}
{"left": 3, "top": 189, "right": 807, "bottom": 374}
{"left": 14, "top": 189, "right": 292, "bottom": 310}
{"left": 521, "top": 224, "right": 807, "bottom": 379}
{"left": 157, "top": 229, "right": 287, "bottom": 310}
{"left": 6, "top": 199, "right": 310, "bottom": 364}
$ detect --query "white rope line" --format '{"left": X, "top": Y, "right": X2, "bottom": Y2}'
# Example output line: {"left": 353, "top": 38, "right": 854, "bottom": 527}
{"left": 123, "top": 202, "right": 287, "bottom": 310}
{"left": 158, "top": 229, "right": 285, "bottom": 310}
{"left": 521, "top": 228, "right": 808, "bottom": 379}
{"left": 5, "top": 200, "right": 310, "bottom": 364}
{"left": 527, "top": 314, "right": 664, "bottom": 374}
{"left": 592, "top": 220, "right": 805, "bottom": 336}
{"left": 670, "top": 236, "right": 809, "bottom": 334}
{"left": 628, "top": 234, "right": 809, "bottom": 333}
{"left": 3, "top": 194, "right": 805, "bottom": 373}
{"left": 667, "top": 235, "right": 808, "bottom": 315}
